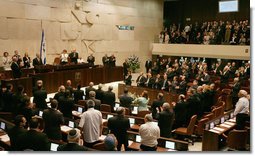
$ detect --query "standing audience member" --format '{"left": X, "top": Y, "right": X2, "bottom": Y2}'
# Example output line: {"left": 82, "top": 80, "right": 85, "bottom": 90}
{"left": 157, "top": 103, "right": 175, "bottom": 138}
{"left": 79, "top": 100, "right": 103, "bottom": 148}
{"left": 86, "top": 91, "right": 101, "bottom": 110}
{"left": 11, "top": 56, "right": 22, "bottom": 79}
{"left": 2, "top": 84, "right": 14, "bottom": 112}
{"left": 58, "top": 90, "right": 74, "bottom": 119}
{"left": 7, "top": 115, "right": 28, "bottom": 151}
{"left": 232, "top": 77, "right": 241, "bottom": 108}
{"left": 32, "top": 53, "right": 43, "bottom": 67}
{"left": 124, "top": 71, "right": 132, "bottom": 86}
{"left": 151, "top": 93, "right": 165, "bottom": 119}
{"left": 139, "top": 114, "right": 160, "bottom": 151}
{"left": 57, "top": 129, "right": 87, "bottom": 151}
{"left": 65, "top": 80, "right": 73, "bottom": 95}
{"left": 107, "top": 107, "right": 130, "bottom": 151}
{"left": 53, "top": 85, "right": 65, "bottom": 102}
{"left": 123, "top": 59, "right": 129, "bottom": 78}
{"left": 73, "top": 84, "right": 85, "bottom": 104}
{"left": 33, "top": 80, "right": 47, "bottom": 110}
{"left": 18, "top": 118, "right": 50, "bottom": 151}
{"left": 85, "top": 82, "right": 96, "bottom": 100}
{"left": 133, "top": 90, "right": 149, "bottom": 111}
{"left": 145, "top": 59, "right": 152, "bottom": 73}
{"left": 42, "top": 99, "right": 64, "bottom": 141}
{"left": 102, "top": 54, "right": 109, "bottom": 66}
{"left": 23, "top": 52, "right": 31, "bottom": 68}
{"left": 173, "top": 94, "right": 188, "bottom": 129}
{"left": 119, "top": 88, "right": 134, "bottom": 111}
{"left": 109, "top": 54, "right": 116, "bottom": 67}
{"left": 95, "top": 84, "right": 104, "bottom": 102}
{"left": 69, "top": 48, "right": 79, "bottom": 64}
{"left": 102, "top": 86, "right": 116, "bottom": 111}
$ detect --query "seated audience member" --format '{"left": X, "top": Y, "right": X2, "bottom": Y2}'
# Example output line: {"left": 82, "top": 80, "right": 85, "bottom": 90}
{"left": 73, "top": 84, "right": 85, "bottom": 104}
{"left": 87, "top": 53, "right": 95, "bottom": 67}
{"left": 104, "top": 134, "right": 118, "bottom": 151}
{"left": 139, "top": 114, "right": 160, "bottom": 151}
{"left": 57, "top": 129, "right": 87, "bottom": 151}
{"left": 32, "top": 53, "right": 43, "bottom": 67}
{"left": 107, "top": 107, "right": 130, "bottom": 151}
{"left": 60, "top": 49, "right": 69, "bottom": 65}
{"left": 86, "top": 91, "right": 101, "bottom": 110}
{"left": 172, "top": 94, "right": 188, "bottom": 129}
{"left": 7, "top": 115, "right": 28, "bottom": 151}
{"left": 151, "top": 93, "right": 165, "bottom": 119}
{"left": 85, "top": 82, "right": 96, "bottom": 100}
{"left": 58, "top": 90, "right": 74, "bottom": 119}
{"left": 102, "top": 86, "right": 116, "bottom": 111}
{"left": 161, "top": 73, "right": 170, "bottom": 91}
{"left": 33, "top": 80, "right": 47, "bottom": 109}
{"left": 119, "top": 88, "right": 133, "bottom": 111}
{"left": 42, "top": 99, "right": 64, "bottom": 141}
{"left": 157, "top": 103, "right": 175, "bottom": 138}
{"left": 124, "top": 71, "right": 132, "bottom": 86}
{"left": 153, "top": 74, "right": 162, "bottom": 90}
{"left": 23, "top": 52, "right": 31, "bottom": 68}
{"left": 133, "top": 90, "right": 149, "bottom": 111}
{"left": 18, "top": 117, "right": 50, "bottom": 151}
{"left": 95, "top": 83, "right": 104, "bottom": 102}
{"left": 79, "top": 100, "right": 103, "bottom": 148}
{"left": 11, "top": 56, "right": 22, "bottom": 79}
{"left": 136, "top": 72, "right": 146, "bottom": 87}
{"left": 20, "top": 96, "right": 35, "bottom": 124}
{"left": 145, "top": 73, "right": 155, "bottom": 88}
{"left": 69, "top": 48, "right": 79, "bottom": 64}
{"left": 53, "top": 85, "right": 65, "bottom": 102}
{"left": 102, "top": 54, "right": 109, "bottom": 66}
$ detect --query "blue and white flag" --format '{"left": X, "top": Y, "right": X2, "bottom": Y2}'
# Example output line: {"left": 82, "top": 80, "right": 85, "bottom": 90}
{"left": 40, "top": 29, "right": 46, "bottom": 65}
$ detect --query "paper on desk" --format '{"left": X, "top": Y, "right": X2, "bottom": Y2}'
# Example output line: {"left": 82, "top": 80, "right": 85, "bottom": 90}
{"left": 220, "top": 124, "right": 231, "bottom": 128}
{"left": 128, "top": 140, "right": 133, "bottom": 145}
{"left": 0, "top": 134, "right": 10, "bottom": 142}
{"left": 209, "top": 129, "right": 221, "bottom": 134}
{"left": 213, "top": 127, "right": 225, "bottom": 132}
{"left": 61, "top": 125, "right": 72, "bottom": 132}
{"left": 102, "top": 119, "right": 107, "bottom": 123}
{"left": 228, "top": 118, "right": 236, "bottom": 123}
{"left": 224, "top": 121, "right": 235, "bottom": 126}
{"left": 168, "top": 149, "right": 176, "bottom": 151}
{"left": 99, "top": 135, "right": 106, "bottom": 140}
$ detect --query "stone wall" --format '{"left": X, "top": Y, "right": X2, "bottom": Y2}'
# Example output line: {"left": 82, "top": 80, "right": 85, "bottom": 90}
{"left": 0, "top": 0, "right": 163, "bottom": 71}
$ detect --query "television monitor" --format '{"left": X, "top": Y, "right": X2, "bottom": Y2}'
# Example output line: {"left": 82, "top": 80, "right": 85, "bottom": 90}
{"left": 210, "top": 122, "right": 215, "bottom": 129}
{"left": 115, "top": 103, "right": 120, "bottom": 108}
{"left": 230, "top": 112, "right": 234, "bottom": 118}
{"left": 205, "top": 124, "right": 209, "bottom": 130}
{"left": 224, "top": 114, "right": 230, "bottom": 120}
{"left": 0, "top": 122, "right": 6, "bottom": 130}
{"left": 78, "top": 107, "right": 83, "bottom": 113}
{"left": 165, "top": 141, "right": 175, "bottom": 149}
{"left": 136, "top": 135, "right": 141, "bottom": 143}
{"left": 220, "top": 117, "right": 225, "bottom": 124}
{"left": 39, "top": 111, "right": 43, "bottom": 117}
{"left": 68, "top": 121, "right": 74, "bottom": 128}
{"left": 129, "top": 118, "right": 135, "bottom": 124}
{"left": 214, "top": 119, "right": 220, "bottom": 125}
{"left": 219, "top": 0, "right": 238, "bottom": 13}
{"left": 50, "top": 143, "right": 59, "bottom": 151}
{"left": 107, "top": 114, "right": 113, "bottom": 120}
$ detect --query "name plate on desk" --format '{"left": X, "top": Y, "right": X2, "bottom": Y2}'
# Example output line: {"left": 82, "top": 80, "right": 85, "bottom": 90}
{"left": 213, "top": 127, "right": 225, "bottom": 132}
{"left": 61, "top": 125, "right": 72, "bottom": 133}
{"left": 209, "top": 129, "right": 221, "bottom": 134}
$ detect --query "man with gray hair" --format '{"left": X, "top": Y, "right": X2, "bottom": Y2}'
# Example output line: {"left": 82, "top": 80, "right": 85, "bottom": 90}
{"left": 96, "top": 83, "right": 104, "bottom": 102}
{"left": 234, "top": 90, "right": 249, "bottom": 116}
{"left": 102, "top": 85, "right": 116, "bottom": 111}
{"left": 86, "top": 90, "right": 101, "bottom": 110}
{"left": 85, "top": 82, "right": 96, "bottom": 100}
{"left": 139, "top": 114, "right": 160, "bottom": 151}
{"left": 79, "top": 100, "right": 103, "bottom": 147}
{"left": 157, "top": 102, "right": 175, "bottom": 138}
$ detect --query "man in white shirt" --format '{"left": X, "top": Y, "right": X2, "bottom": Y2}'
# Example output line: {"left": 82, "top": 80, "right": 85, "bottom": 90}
{"left": 79, "top": 100, "right": 103, "bottom": 147}
{"left": 234, "top": 90, "right": 249, "bottom": 116}
{"left": 139, "top": 114, "right": 160, "bottom": 151}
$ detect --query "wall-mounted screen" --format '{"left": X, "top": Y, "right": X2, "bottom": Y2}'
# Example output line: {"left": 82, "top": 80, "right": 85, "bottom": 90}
{"left": 219, "top": 0, "right": 238, "bottom": 13}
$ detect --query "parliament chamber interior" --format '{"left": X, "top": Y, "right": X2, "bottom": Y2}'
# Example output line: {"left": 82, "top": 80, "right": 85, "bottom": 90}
{"left": 0, "top": 0, "right": 251, "bottom": 153}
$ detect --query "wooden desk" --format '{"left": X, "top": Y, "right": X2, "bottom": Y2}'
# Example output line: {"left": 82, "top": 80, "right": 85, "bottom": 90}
{"left": 118, "top": 84, "right": 179, "bottom": 105}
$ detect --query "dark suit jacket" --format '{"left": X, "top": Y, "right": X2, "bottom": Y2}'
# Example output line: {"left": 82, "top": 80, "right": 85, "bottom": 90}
{"left": 145, "top": 60, "right": 152, "bottom": 72}
{"left": 43, "top": 108, "right": 64, "bottom": 140}
{"left": 102, "top": 56, "right": 109, "bottom": 66}
{"left": 86, "top": 98, "right": 101, "bottom": 110}
{"left": 87, "top": 56, "right": 95, "bottom": 66}
{"left": 151, "top": 99, "right": 165, "bottom": 119}
{"left": 173, "top": 101, "right": 188, "bottom": 129}
{"left": 108, "top": 116, "right": 130, "bottom": 145}
{"left": 145, "top": 77, "right": 155, "bottom": 88}
{"left": 95, "top": 89, "right": 104, "bottom": 102}
{"left": 73, "top": 89, "right": 84, "bottom": 104}
{"left": 57, "top": 143, "right": 87, "bottom": 151}
{"left": 221, "top": 71, "right": 230, "bottom": 84}
{"left": 154, "top": 77, "right": 162, "bottom": 90}
{"left": 109, "top": 56, "right": 116, "bottom": 67}
{"left": 59, "top": 97, "right": 74, "bottom": 119}
{"left": 157, "top": 110, "right": 175, "bottom": 138}
{"left": 2, "top": 90, "right": 14, "bottom": 112}
{"left": 124, "top": 75, "right": 132, "bottom": 86}
{"left": 32, "top": 58, "right": 43, "bottom": 66}
{"left": 69, "top": 52, "right": 79, "bottom": 64}
{"left": 102, "top": 91, "right": 116, "bottom": 109}
{"left": 33, "top": 89, "right": 47, "bottom": 109}
{"left": 119, "top": 94, "right": 133, "bottom": 110}
{"left": 178, "top": 80, "right": 187, "bottom": 94}
{"left": 53, "top": 92, "right": 65, "bottom": 102}
{"left": 136, "top": 75, "right": 146, "bottom": 87}
{"left": 7, "top": 126, "right": 28, "bottom": 151}
{"left": 23, "top": 57, "right": 31, "bottom": 68}
{"left": 11, "top": 62, "right": 22, "bottom": 78}
{"left": 18, "top": 129, "right": 50, "bottom": 151}
{"left": 123, "top": 62, "right": 129, "bottom": 76}
{"left": 85, "top": 87, "right": 96, "bottom": 100}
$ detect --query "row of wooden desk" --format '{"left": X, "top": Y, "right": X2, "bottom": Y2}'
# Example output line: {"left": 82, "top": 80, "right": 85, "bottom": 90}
{"left": 1, "top": 65, "right": 123, "bottom": 97}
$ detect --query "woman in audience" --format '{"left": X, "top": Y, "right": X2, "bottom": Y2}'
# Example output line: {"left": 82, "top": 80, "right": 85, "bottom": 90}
{"left": 133, "top": 90, "right": 149, "bottom": 111}
{"left": 60, "top": 49, "right": 69, "bottom": 65}
{"left": 2, "top": 51, "right": 12, "bottom": 70}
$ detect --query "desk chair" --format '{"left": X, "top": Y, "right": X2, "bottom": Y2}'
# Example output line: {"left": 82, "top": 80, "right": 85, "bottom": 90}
{"left": 172, "top": 115, "right": 197, "bottom": 145}
{"left": 194, "top": 118, "right": 209, "bottom": 137}
{"left": 226, "top": 129, "right": 248, "bottom": 151}
{"left": 100, "top": 104, "right": 112, "bottom": 113}
{"left": 202, "top": 113, "right": 214, "bottom": 121}
{"left": 137, "top": 110, "right": 150, "bottom": 118}
{"left": 92, "top": 142, "right": 106, "bottom": 151}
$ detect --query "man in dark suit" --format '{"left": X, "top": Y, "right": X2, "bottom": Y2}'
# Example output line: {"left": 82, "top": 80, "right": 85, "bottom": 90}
{"left": 18, "top": 118, "right": 50, "bottom": 151}
{"left": 57, "top": 129, "right": 87, "bottom": 151}
{"left": 58, "top": 90, "right": 74, "bottom": 119}
{"left": 124, "top": 71, "right": 132, "bottom": 86}
{"left": 2, "top": 83, "right": 14, "bottom": 112}
{"left": 136, "top": 72, "right": 146, "bottom": 87}
{"left": 13, "top": 50, "right": 22, "bottom": 65}
{"left": 85, "top": 82, "right": 96, "bottom": 100}
{"left": 145, "top": 59, "right": 152, "bottom": 73}
{"left": 7, "top": 115, "right": 28, "bottom": 151}
{"left": 102, "top": 86, "right": 116, "bottom": 111}
{"left": 151, "top": 93, "right": 165, "bottom": 119}
{"left": 53, "top": 85, "right": 66, "bottom": 102}
{"left": 32, "top": 53, "right": 43, "bottom": 67}
{"left": 95, "top": 84, "right": 104, "bottom": 102}
{"left": 201, "top": 71, "right": 210, "bottom": 84}
{"left": 144, "top": 73, "right": 155, "bottom": 88}
{"left": 86, "top": 91, "right": 101, "bottom": 110}
{"left": 107, "top": 107, "right": 130, "bottom": 151}
{"left": 87, "top": 54, "right": 95, "bottom": 67}
{"left": 109, "top": 54, "right": 116, "bottom": 67}
{"left": 33, "top": 80, "right": 47, "bottom": 109}
{"left": 123, "top": 59, "right": 129, "bottom": 78}
{"left": 69, "top": 49, "right": 79, "bottom": 64}
{"left": 176, "top": 76, "right": 187, "bottom": 94}
{"left": 102, "top": 54, "right": 109, "bottom": 66}
{"left": 119, "top": 88, "right": 133, "bottom": 111}
{"left": 153, "top": 74, "right": 162, "bottom": 90}
{"left": 42, "top": 99, "right": 64, "bottom": 141}
{"left": 161, "top": 73, "right": 169, "bottom": 91}
{"left": 11, "top": 56, "right": 22, "bottom": 79}
{"left": 173, "top": 94, "right": 188, "bottom": 129}
{"left": 157, "top": 103, "right": 175, "bottom": 138}
{"left": 65, "top": 80, "right": 73, "bottom": 95}
{"left": 73, "top": 84, "right": 84, "bottom": 104}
